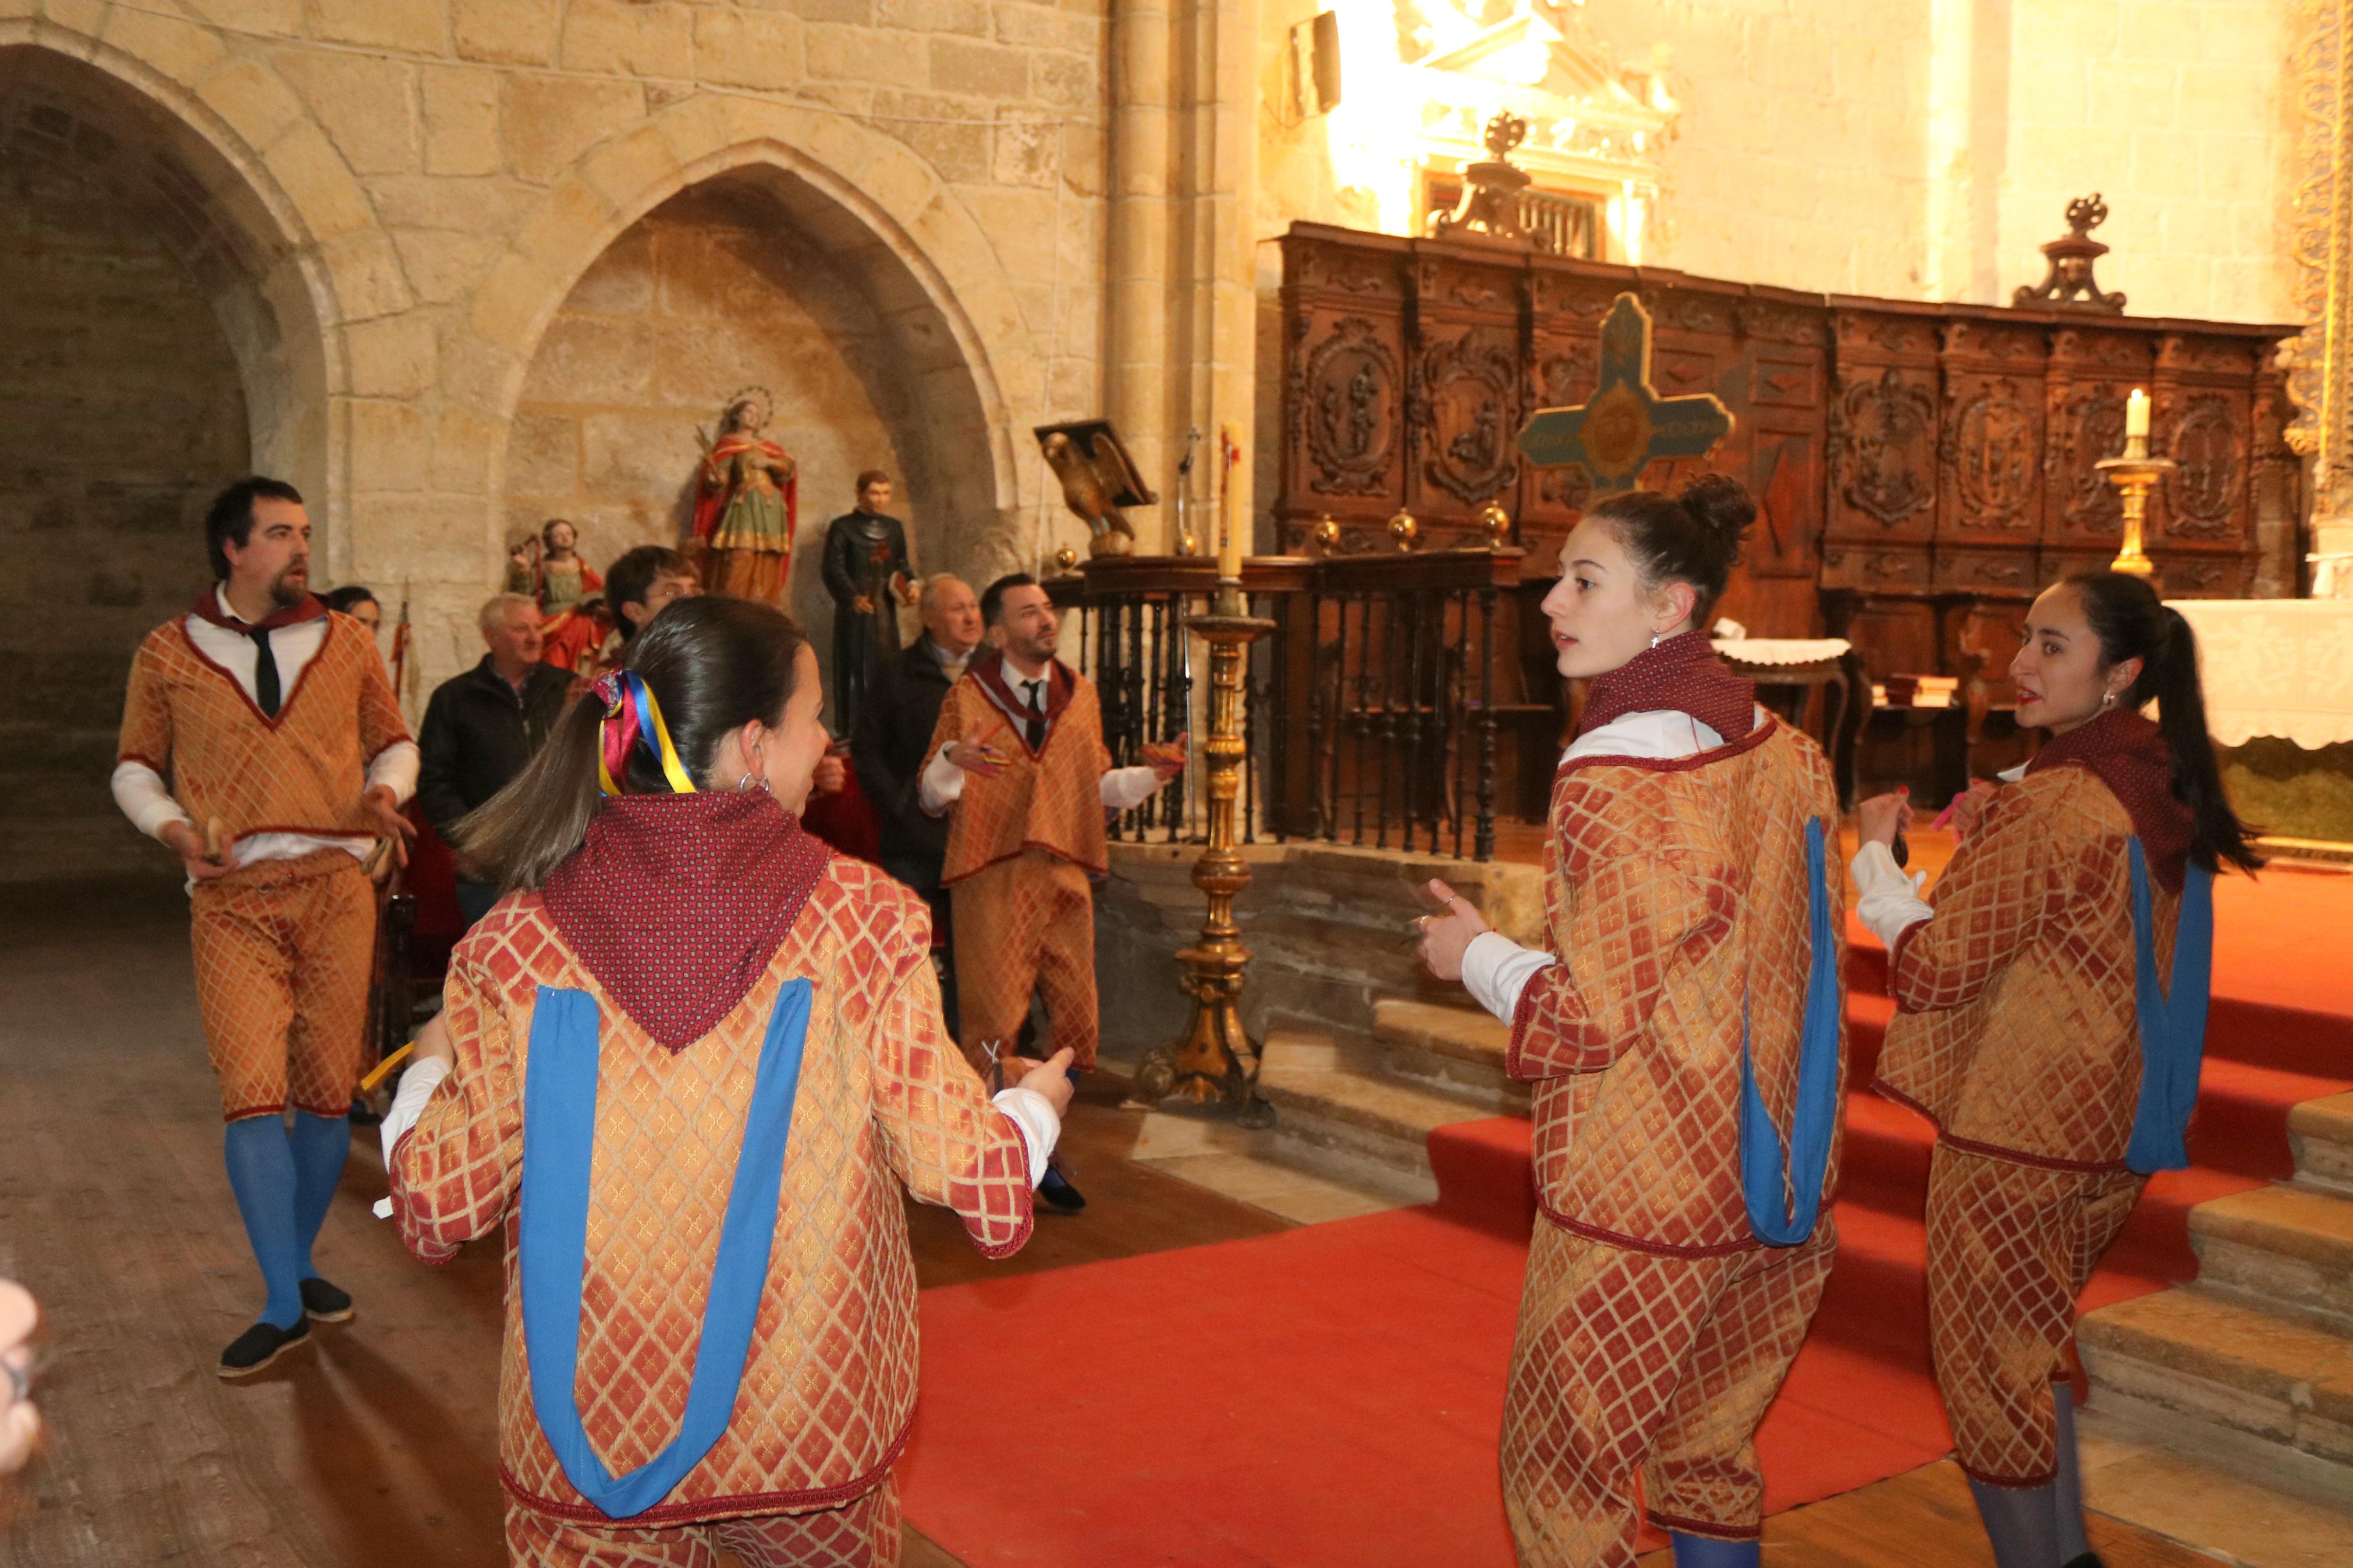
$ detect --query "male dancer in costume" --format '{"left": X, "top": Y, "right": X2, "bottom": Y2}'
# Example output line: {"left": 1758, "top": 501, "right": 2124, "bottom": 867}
{"left": 919, "top": 573, "right": 1183, "bottom": 1211}
{"left": 1852, "top": 571, "right": 2256, "bottom": 1568}
{"left": 1419, "top": 479, "right": 1845, "bottom": 1568}
{"left": 112, "top": 477, "right": 417, "bottom": 1377}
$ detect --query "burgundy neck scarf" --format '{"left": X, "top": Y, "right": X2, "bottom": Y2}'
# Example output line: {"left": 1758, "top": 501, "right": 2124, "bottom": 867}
{"left": 2027, "top": 706, "right": 2194, "bottom": 893}
{"left": 542, "top": 791, "right": 832, "bottom": 1052}
{"left": 188, "top": 588, "right": 326, "bottom": 634}
{"left": 1578, "top": 630, "right": 1758, "bottom": 745}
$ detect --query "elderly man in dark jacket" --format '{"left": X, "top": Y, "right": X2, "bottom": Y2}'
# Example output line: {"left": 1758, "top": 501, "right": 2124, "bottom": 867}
{"left": 854, "top": 573, "right": 981, "bottom": 1027}
{"left": 418, "top": 592, "right": 573, "bottom": 927}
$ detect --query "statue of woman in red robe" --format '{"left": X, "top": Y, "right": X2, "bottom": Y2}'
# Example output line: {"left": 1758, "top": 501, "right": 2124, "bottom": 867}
{"left": 691, "top": 386, "right": 798, "bottom": 608}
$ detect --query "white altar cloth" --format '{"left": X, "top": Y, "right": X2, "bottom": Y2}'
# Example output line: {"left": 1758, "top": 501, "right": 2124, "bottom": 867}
{"left": 2166, "top": 599, "right": 2353, "bottom": 749}
{"left": 1715, "top": 637, "right": 1852, "bottom": 667}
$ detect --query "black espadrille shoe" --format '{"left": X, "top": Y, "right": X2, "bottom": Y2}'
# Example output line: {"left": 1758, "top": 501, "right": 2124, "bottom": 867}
{"left": 1037, "top": 1166, "right": 1087, "bottom": 1214}
{"left": 299, "top": 1277, "right": 354, "bottom": 1323}
{"left": 219, "top": 1317, "right": 310, "bottom": 1379}
{"left": 2062, "top": 1555, "right": 2106, "bottom": 1568}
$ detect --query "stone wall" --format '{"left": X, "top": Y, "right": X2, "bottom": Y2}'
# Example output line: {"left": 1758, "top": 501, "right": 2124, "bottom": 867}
{"left": 6, "top": 1, "right": 1112, "bottom": 711}
{"left": 507, "top": 181, "right": 961, "bottom": 683}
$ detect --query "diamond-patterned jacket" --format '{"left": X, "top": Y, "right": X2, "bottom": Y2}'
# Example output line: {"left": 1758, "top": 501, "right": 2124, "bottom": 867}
{"left": 389, "top": 859, "right": 1035, "bottom": 1524}
{"left": 116, "top": 610, "right": 409, "bottom": 842}
{"left": 1510, "top": 719, "right": 1847, "bottom": 1256}
{"left": 922, "top": 659, "right": 1115, "bottom": 885}
{"left": 1876, "top": 764, "right": 2178, "bottom": 1169}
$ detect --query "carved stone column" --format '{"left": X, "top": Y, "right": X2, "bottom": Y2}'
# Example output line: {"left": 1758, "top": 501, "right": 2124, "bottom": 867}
{"left": 2289, "top": 0, "right": 2353, "bottom": 595}
{"left": 1107, "top": 0, "right": 1259, "bottom": 550}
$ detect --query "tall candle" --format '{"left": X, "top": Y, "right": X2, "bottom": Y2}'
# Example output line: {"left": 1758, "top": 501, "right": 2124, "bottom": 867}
{"left": 1218, "top": 426, "right": 1243, "bottom": 579}
{"left": 2125, "top": 387, "right": 2150, "bottom": 440}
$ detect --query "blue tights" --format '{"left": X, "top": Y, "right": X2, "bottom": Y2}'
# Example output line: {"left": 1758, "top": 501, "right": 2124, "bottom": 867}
{"left": 222, "top": 1112, "right": 350, "bottom": 1329}
{"left": 1670, "top": 1534, "right": 1760, "bottom": 1567}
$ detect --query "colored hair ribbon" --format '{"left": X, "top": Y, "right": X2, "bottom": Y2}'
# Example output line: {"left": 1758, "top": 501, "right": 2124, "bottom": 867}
{"left": 591, "top": 670, "right": 697, "bottom": 796}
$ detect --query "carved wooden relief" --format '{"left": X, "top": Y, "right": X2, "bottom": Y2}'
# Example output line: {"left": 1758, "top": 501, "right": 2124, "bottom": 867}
{"left": 1415, "top": 325, "right": 1521, "bottom": 507}
{"left": 1829, "top": 366, "right": 1938, "bottom": 533}
{"left": 2159, "top": 390, "right": 2247, "bottom": 542}
{"left": 1939, "top": 375, "right": 2044, "bottom": 536}
{"left": 2050, "top": 383, "right": 2128, "bottom": 535}
{"left": 1300, "top": 317, "right": 1401, "bottom": 497}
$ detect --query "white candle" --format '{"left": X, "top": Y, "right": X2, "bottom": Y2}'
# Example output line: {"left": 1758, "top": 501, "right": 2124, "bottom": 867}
{"left": 2125, "top": 387, "right": 2150, "bottom": 440}
{"left": 1218, "top": 426, "right": 1243, "bottom": 579}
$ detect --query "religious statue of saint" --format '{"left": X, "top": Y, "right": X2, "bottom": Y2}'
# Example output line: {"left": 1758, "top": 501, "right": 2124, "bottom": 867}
{"left": 507, "top": 518, "right": 602, "bottom": 614}
{"left": 821, "top": 470, "right": 916, "bottom": 738}
{"left": 691, "top": 386, "right": 798, "bottom": 607}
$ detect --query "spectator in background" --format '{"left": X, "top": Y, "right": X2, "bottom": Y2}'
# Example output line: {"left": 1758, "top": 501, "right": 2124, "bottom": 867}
{"left": 418, "top": 593, "right": 572, "bottom": 929}
{"left": 588, "top": 545, "right": 702, "bottom": 680}
{"left": 322, "top": 585, "right": 381, "bottom": 634}
{"left": 856, "top": 574, "right": 982, "bottom": 1030}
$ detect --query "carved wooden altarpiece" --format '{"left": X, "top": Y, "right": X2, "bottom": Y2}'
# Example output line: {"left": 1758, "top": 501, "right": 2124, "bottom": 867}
{"left": 1277, "top": 221, "right": 2299, "bottom": 688}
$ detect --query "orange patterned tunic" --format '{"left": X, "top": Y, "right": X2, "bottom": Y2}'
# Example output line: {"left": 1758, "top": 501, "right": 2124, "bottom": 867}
{"left": 389, "top": 859, "right": 1035, "bottom": 1526}
{"left": 1876, "top": 765, "right": 2179, "bottom": 1169}
{"left": 922, "top": 657, "right": 1113, "bottom": 886}
{"left": 116, "top": 610, "right": 409, "bottom": 844}
{"left": 1511, "top": 717, "right": 1848, "bottom": 1254}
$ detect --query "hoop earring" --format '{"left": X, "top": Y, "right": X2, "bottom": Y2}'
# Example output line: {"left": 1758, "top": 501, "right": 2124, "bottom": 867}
{"left": 2100, "top": 691, "right": 2117, "bottom": 710}
{"left": 736, "top": 770, "right": 770, "bottom": 794}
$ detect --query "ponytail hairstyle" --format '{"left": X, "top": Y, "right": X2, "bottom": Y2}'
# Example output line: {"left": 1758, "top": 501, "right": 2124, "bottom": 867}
{"left": 2066, "top": 571, "right": 2263, "bottom": 876}
{"left": 453, "top": 596, "right": 811, "bottom": 892}
{"left": 1585, "top": 474, "right": 1757, "bottom": 632}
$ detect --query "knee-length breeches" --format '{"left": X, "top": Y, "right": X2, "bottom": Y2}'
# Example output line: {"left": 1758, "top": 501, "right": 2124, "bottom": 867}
{"left": 189, "top": 849, "right": 377, "bottom": 1122}
{"left": 1924, "top": 1143, "right": 2143, "bottom": 1488}
{"left": 1500, "top": 1217, "right": 1837, "bottom": 1568}
{"left": 503, "top": 1477, "right": 899, "bottom": 1567}
{"left": 950, "top": 851, "right": 1096, "bottom": 1074}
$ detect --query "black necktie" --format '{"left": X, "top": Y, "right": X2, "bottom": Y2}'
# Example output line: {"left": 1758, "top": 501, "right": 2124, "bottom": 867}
{"left": 1021, "top": 679, "right": 1046, "bottom": 751}
{"left": 252, "top": 628, "right": 282, "bottom": 718}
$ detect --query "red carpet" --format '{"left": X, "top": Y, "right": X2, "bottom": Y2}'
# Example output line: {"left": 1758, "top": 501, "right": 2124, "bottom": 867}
{"left": 900, "top": 862, "right": 2351, "bottom": 1565}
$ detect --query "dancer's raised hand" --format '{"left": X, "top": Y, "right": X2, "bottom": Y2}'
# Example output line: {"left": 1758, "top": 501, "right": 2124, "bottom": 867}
{"left": 1416, "top": 878, "right": 1489, "bottom": 983}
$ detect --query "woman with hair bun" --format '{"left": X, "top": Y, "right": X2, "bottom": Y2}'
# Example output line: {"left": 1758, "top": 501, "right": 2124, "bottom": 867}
{"left": 1419, "top": 475, "right": 1848, "bottom": 1568}
{"left": 380, "top": 596, "right": 1071, "bottom": 1566}
{"left": 1854, "top": 571, "right": 2258, "bottom": 1568}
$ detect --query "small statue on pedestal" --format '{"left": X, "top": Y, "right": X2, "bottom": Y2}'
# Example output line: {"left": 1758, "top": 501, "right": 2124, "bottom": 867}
{"left": 822, "top": 470, "right": 915, "bottom": 738}
{"left": 692, "top": 386, "right": 798, "bottom": 607}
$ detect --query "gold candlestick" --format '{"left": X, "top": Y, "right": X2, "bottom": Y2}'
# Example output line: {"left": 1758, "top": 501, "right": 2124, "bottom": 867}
{"left": 1130, "top": 606, "right": 1276, "bottom": 1122}
{"left": 2096, "top": 429, "right": 2175, "bottom": 580}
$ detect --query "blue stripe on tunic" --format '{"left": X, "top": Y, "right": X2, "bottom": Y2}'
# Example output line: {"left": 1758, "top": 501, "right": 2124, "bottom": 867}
{"left": 1738, "top": 817, "right": 1843, "bottom": 1246}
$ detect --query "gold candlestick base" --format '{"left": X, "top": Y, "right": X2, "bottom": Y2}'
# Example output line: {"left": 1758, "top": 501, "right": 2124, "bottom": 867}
{"left": 2096, "top": 435, "right": 2175, "bottom": 581}
{"left": 1129, "top": 610, "right": 1276, "bottom": 1125}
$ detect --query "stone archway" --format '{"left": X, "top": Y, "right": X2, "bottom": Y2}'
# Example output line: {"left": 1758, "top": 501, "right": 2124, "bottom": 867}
{"left": 456, "top": 101, "right": 1042, "bottom": 613}
{"left": 0, "top": 44, "right": 335, "bottom": 880}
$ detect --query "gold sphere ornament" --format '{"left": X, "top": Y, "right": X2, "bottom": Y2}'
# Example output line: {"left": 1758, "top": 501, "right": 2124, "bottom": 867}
{"left": 1311, "top": 514, "right": 1341, "bottom": 553}
{"left": 1388, "top": 510, "right": 1418, "bottom": 552}
{"left": 1052, "top": 543, "right": 1079, "bottom": 573}
{"left": 1477, "top": 502, "right": 1513, "bottom": 549}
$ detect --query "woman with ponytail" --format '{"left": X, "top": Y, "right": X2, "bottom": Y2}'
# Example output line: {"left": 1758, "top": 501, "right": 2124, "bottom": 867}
{"left": 1854, "top": 571, "right": 2258, "bottom": 1568}
{"left": 1418, "top": 476, "right": 1849, "bottom": 1568}
{"left": 378, "top": 597, "right": 1071, "bottom": 1566}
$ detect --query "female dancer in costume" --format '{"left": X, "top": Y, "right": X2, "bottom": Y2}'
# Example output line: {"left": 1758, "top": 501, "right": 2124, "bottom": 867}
{"left": 1419, "top": 477, "right": 1847, "bottom": 1568}
{"left": 381, "top": 596, "right": 1071, "bottom": 1566}
{"left": 1854, "top": 571, "right": 2259, "bottom": 1568}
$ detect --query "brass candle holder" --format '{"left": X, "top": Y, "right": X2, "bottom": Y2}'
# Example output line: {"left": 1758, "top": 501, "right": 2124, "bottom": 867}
{"left": 2096, "top": 431, "right": 2174, "bottom": 580}
{"left": 1130, "top": 578, "right": 1275, "bottom": 1123}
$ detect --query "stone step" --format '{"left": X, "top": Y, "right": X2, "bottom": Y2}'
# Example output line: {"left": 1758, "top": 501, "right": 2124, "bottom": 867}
{"left": 2079, "top": 1286, "right": 2353, "bottom": 1490}
{"left": 2192, "top": 1182, "right": 2353, "bottom": 1332}
{"left": 1254, "top": 1028, "right": 1486, "bottom": 1184}
{"left": 1367, "top": 998, "right": 1527, "bottom": 1114}
{"left": 2292, "top": 1093, "right": 2353, "bottom": 1197}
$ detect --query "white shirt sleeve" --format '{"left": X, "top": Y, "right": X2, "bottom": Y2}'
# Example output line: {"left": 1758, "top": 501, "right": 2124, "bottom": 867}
{"left": 1461, "top": 930, "right": 1557, "bottom": 1025}
{"left": 1850, "top": 840, "right": 1933, "bottom": 950}
{"left": 1098, "top": 765, "right": 1164, "bottom": 811}
{"left": 919, "top": 746, "right": 966, "bottom": 814}
{"left": 990, "top": 1085, "right": 1063, "bottom": 1187}
{"left": 111, "top": 759, "right": 191, "bottom": 841}
{"left": 367, "top": 739, "right": 420, "bottom": 805}
{"left": 370, "top": 1055, "right": 453, "bottom": 1218}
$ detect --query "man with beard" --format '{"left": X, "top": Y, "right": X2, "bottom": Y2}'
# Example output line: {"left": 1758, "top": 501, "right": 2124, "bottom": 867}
{"left": 111, "top": 477, "right": 417, "bottom": 1378}
{"left": 918, "top": 573, "right": 1184, "bottom": 1211}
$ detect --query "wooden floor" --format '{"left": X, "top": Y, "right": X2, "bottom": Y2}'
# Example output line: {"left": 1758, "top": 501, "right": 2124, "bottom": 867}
{"left": 0, "top": 877, "right": 2227, "bottom": 1567}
